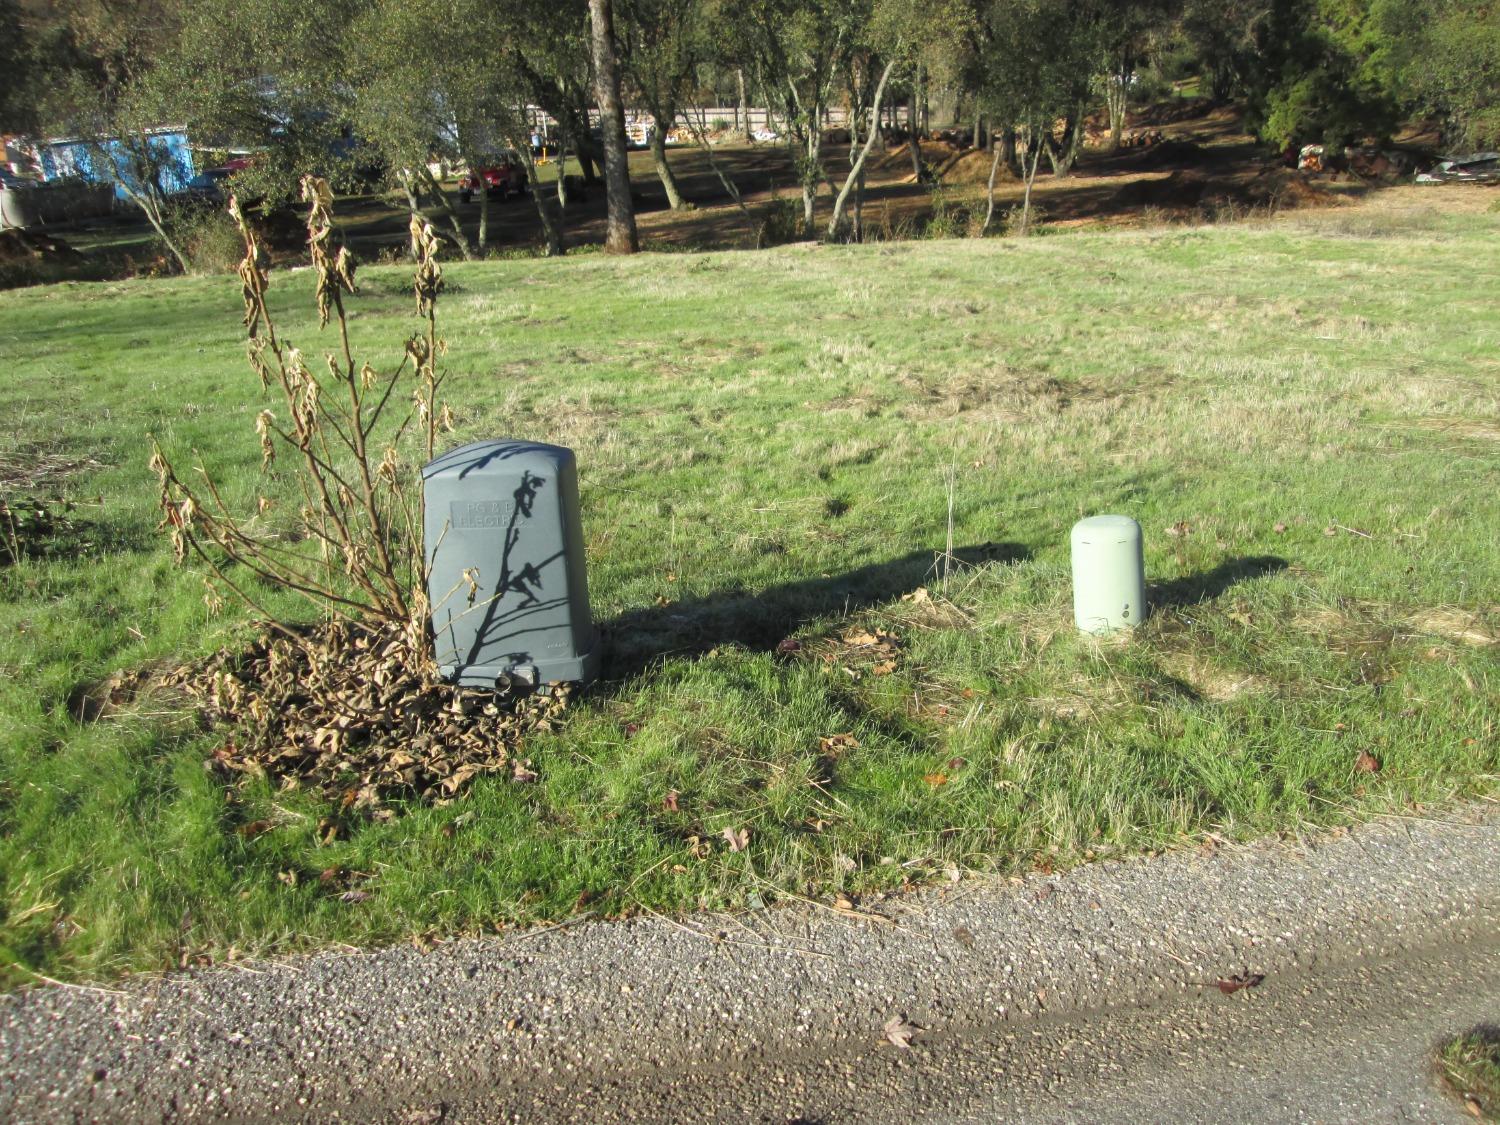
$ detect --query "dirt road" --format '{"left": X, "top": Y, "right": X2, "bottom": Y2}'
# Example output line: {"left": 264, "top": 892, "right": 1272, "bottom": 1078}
{"left": 4, "top": 807, "right": 1496, "bottom": 1123}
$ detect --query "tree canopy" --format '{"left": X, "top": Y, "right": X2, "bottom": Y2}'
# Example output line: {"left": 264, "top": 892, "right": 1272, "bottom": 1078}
{"left": 5, "top": 0, "right": 1494, "bottom": 258}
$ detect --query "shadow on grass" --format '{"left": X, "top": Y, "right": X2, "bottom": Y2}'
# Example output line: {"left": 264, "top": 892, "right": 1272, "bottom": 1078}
{"left": 0, "top": 504, "right": 148, "bottom": 567}
{"left": 1150, "top": 555, "right": 1288, "bottom": 608}
{"left": 601, "top": 541, "right": 1030, "bottom": 680}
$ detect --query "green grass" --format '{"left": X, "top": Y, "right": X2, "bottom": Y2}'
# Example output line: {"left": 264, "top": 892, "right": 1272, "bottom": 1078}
{"left": 1438, "top": 1029, "right": 1500, "bottom": 1120}
{"left": 1, "top": 200, "right": 1498, "bottom": 986}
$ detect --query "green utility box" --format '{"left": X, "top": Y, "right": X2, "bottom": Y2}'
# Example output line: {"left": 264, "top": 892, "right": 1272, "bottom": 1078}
{"left": 1070, "top": 514, "right": 1146, "bottom": 635}
{"left": 422, "top": 439, "right": 599, "bottom": 687}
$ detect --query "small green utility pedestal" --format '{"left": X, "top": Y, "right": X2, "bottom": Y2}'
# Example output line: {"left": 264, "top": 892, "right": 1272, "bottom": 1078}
{"left": 1070, "top": 514, "right": 1146, "bottom": 635}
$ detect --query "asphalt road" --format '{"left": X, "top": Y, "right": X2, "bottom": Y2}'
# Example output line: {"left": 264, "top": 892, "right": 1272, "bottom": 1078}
{"left": 4, "top": 806, "right": 1497, "bottom": 1123}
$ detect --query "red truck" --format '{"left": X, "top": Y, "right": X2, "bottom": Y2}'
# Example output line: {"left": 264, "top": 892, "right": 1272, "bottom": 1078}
{"left": 458, "top": 150, "right": 528, "bottom": 203}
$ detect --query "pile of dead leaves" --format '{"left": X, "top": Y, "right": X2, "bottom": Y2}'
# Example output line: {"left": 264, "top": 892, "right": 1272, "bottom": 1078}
{"left": 168, "top": 620, "right": 571, "bottom": 816}
{"left": 780, "top": 624, "right": 903, "bottom": 681}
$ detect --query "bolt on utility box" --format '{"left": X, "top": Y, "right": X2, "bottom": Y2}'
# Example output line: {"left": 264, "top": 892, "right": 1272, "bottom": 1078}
{"left": 422, "top": 439, "right": 599, "bottom": 687}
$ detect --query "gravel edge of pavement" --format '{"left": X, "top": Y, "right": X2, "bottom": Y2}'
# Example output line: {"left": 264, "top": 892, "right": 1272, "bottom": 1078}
{"left": 2, "top": 804, "right": 1498, "bottom": 1122}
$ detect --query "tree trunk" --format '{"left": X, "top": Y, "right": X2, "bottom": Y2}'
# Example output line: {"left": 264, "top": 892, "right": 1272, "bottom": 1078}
{"left": 1019, "top": 130, "right": 1043, "bottom": 234}
{"left": 918, "top": 64, "right": 929, "bottom": 135}
{"left": 477, "top": 168, "right": 489, "bottom": 253}
{"left": 556, "top": 119, "right": 570, "bottom": 209}
{"left": 588, "top": 0, "right": 638, "bottom": 254}
{"left": 683, "top": 104, "right": 752, "bottom": 223}
{"left": 418, "top": 166, "right": 475, "bottom": 259}
{"left": 973, "top": 114, "right": 983, "bottom": 150}
{"left": 736, "top": 68, "right": 747, "bottom": 135}
{"left": 576, "top": 135, "right": 601, "bottom": 184}
{"left": 981, "top": 140, "right": 1004, "bottom": 234}
{"left": 1106, "top": 62, "right": 1131, "bottom": 151}
{"left": 511, "top": 139, "right": 565, "bottom": 256}
{"left": 1211, "top": 62, "right": 1235, "bottom": 104}
{"left": 123, "top": 183, "right": 189, "bottom": 273}
{"left": 1001, "top": 127, "right": 1017, "bottom": 172}
{"left": 853, "top": 159, "right": 866, "bottom": 240}
{"left": 649, "top": 120, "right": 687, "bottom": 209}
{"left": 907, "top": 89, "right": 922, "bottom": 180}
{"left": 398, "top": 170, "right": 423, "bottom": 251}
{"left": 1044, "top": 106, "right": 1085, "bottom": 176}
{"left": 828, "top": 56, "right": 899, "bottom": 240}
{"left": 801, "top": 128, "right": 820, "bottom": 231}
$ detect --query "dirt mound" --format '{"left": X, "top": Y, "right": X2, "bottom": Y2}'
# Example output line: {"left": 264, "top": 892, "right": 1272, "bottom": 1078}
{"left": 0, "top": 227, "right": 82, "bottom": 262}
{"left": 1253, "top": 170, "right": 1337, "bottom": 209}
{"left": 1129, "top": 97, "right": 1214, "bottom": 127}
{"left": 877, "top": 139, "right": 961, "bottom": 171}
{"left": 1111, "top": 170, "right": 1216, "bottom": 209}
{"left": 1112, "top": 168, "right": 1338, "bottom": 215}
{"left": 941, "top": 149, "right": 1019, "bottom": 186}
{"left": 1123, "top": 140, "right": 1211, "bottom": 171}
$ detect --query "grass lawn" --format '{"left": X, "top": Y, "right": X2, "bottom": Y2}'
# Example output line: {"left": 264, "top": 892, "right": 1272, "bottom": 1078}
{"left": 1438, "top": 1028, "right": 1500, "bottom": 1121}
{"left": 1, "top": 192, "right": 1497, "bottom": 986}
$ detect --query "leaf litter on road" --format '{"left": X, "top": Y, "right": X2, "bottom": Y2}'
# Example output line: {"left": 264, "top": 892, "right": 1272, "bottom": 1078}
{"left": 883, "top": 1014, "right": 923, "bottom": 1049}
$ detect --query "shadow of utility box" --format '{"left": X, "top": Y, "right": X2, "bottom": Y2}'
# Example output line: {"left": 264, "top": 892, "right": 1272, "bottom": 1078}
{"left": 422, "top": 439, "right": 599, "bottom": 687}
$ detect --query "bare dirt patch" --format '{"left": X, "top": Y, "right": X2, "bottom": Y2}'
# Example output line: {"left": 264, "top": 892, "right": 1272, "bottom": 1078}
{"left": 1412, "top": 417, "right": 1500, "bottom": 444}
{"left": 897, "top": 368, "right": 1175, "bottom": 422}
{"left": 1157, "top": 651, "right": 1269, "bottom": 703}
{"left": 1406, "top": 608, "right": 1498, "bottom": 648}
{"left": 940, "top": 150, "right": 1019, "bottom": 187}
{"left": 1110, "top": 168, "right": 1338, "bottom": 217}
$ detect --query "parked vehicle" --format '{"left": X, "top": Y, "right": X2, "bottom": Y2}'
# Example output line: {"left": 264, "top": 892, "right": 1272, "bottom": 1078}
{"left": 458, "top": 151, "right": 528, "bottom": 203}
{"left": 1416, "top": 152, "right": 1500, "bottom": 184}
{"left": 180, "top": 158, "right": 256, "bottom": 205}
{"left": 182, "top": 167, "right": 234, "bottom": 203}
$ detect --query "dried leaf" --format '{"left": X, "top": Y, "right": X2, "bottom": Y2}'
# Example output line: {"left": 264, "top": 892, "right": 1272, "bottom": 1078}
{"left": 237, "top": 819, "right": 274, "bottom": 839}
{"left": 882, "top": 1014, "right": 922, "bottom": 1049}
{"left": 819, "top": 732, "right": 860, "bottom": 755}
{"left": 923, "top": 772, "right": 949, "bottom": 787}
{"left": 775, "top": 637, "right": 803, "bottom": 655}
{"left": 1354, "top": 750, "right": 1381, "bottom": 774}
{"left": 1215, "top": 972, "right": 1265, "bottom": 995}
{"left": 662, "top": 790, "right": 680, "bottom": 812}
{"left": 721, "top": 826, "right": 750, "bottom": 853}
{"left": 871, "top": 660, "right": 898, "bottom": 676}
{"left": 340, "top": 889, "right": 371, "bottom": 904}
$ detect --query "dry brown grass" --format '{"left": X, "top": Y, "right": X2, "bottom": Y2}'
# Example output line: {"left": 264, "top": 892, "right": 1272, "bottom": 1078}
{"left": 1406, "top": 608, "right": 1499, "bottom": 648}
{"left": 1157, "top": 651, "right": 1270, "bottom": 702}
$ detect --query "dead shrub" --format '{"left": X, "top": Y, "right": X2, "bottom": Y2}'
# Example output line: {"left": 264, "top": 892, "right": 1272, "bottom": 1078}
{"left": 148, "top": 180, "right": 560, "bottom": 808}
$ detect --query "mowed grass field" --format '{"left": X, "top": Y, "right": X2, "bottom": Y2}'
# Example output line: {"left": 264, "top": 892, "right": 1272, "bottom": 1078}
{"left": 1, "top": 190, "right": 1497, "bottom": 985}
